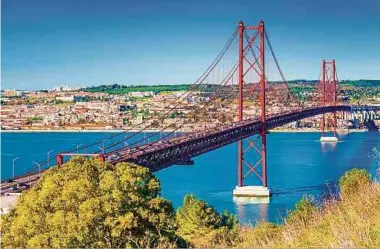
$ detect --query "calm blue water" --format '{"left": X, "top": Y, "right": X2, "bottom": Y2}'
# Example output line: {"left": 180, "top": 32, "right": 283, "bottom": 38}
{"left": 1, "top": 131, "right": 379, "bottom": 224}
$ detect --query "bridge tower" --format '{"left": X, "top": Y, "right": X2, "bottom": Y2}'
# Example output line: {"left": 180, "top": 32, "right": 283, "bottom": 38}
{"left": 319, "top": 59, "right": 339, "bottom": 142}
{"left": 233, "top": 20, "right": 271, "bottom": 198}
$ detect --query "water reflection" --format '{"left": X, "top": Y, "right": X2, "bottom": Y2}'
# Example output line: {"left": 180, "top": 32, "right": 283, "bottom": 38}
{"left": 233, "top": 196, "right": 270, "bottom": 205}
{"left": 321, "top": 141, "right": 337, "bottom": 151}
{"left": 233, "top": 196, "right": 269, "bottom": 223}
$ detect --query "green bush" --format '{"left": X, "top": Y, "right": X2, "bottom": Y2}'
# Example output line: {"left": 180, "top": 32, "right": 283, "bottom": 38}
{"left": 176, "top": 195, "right": 238, "bottom": 248}
{"left": 339, "top": 168, "right": 371, "bottom": 198}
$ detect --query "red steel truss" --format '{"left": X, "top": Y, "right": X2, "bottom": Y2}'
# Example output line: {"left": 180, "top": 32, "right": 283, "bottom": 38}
{"left": 320, "top": 59, "right": 338, "bottom": 136}
{"left": 237, "top": 20, "right": 267, "bottom": 187}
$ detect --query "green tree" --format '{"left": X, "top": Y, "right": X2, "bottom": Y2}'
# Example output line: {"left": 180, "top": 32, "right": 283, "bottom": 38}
{"left": 1, "top": 157, "right": 183, "bottom": 248}
{"left": 26, "top": 116, "right": 44, "bottom": 125}
{"left": 176, "top": 195, "right": 238, "bottom": 248}
{"left": 123, "top": 117, "right": 130, "bottom": 125}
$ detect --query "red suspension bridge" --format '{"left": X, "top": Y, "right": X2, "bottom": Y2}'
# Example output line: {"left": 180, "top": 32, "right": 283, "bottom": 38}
{"left": 2, "top": 20, "right": 379, "bottom": 196}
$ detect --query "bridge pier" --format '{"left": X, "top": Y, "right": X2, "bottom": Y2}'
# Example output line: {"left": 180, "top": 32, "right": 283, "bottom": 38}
{"left": 233, "top": 185, "right": 271, "bottom": 197}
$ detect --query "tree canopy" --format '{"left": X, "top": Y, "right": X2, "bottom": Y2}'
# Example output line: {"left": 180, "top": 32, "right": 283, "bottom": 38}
{"left": 1, "top": 157, "right": 183, "bottom": 248}
{"left": 176, "top": 195, "right": 238, "bottom": 248}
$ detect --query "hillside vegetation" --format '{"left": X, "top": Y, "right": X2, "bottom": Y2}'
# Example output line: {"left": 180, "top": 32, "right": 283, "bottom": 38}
{"left": 81, "top": 84, "right": 220, "bottom": 95}
{"left": 1, "top": 157, "right": 379, "bottom": 248}
{"left": 81, "top": 80, "right": 380, "bottom": 95}
{"left": 81, "top": 84, "right": 191, "bottom": 94}
{"left": 237, "top": 169, "right": 380, "bottom": 248}
{"left": 341, "top": 79, "right": 380, "bottom": 87}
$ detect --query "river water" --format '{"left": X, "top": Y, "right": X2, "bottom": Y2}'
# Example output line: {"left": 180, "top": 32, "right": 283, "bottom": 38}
{"left": 1, "top": 131, "right": 379, "bottom": 224}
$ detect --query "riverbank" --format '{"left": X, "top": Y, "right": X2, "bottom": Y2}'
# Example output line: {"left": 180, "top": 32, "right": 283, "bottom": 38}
{"left": 1, "top": 129, "right": 159, "bottom": 133}
{"left": 1, "top": 128, "right": 370, "bottom": 133}
{"left": 270, "top": 129, "right": 368, "bottom": 133}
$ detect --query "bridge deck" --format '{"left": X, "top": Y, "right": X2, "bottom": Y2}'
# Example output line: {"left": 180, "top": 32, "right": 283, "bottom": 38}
{"left": 108, "top": 105, "right": 351, "bottom": 171}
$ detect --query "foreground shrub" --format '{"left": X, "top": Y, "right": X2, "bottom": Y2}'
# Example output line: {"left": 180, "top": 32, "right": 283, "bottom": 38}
{"left": 1, "top": 157, "right": 183, "bottom": 248}
{"left": 176, "top": 195, "right": 238, "bottom": 248}
{"left": 339, "top": 168, "right": 371, "bottom": 198}
{"left": 286, "top": 195, "right": 317, "bottom": 226}
{"left": 238, "top": 222, "right": 281, "bottom": 248}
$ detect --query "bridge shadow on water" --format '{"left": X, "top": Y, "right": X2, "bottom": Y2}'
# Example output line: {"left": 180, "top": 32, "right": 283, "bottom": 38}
{"left": 271, "top": 182, "right": 338, "bottom": 196}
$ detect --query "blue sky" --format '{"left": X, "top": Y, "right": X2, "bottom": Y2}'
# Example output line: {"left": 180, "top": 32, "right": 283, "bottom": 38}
{"left": 2, "top": 0, "right": 380, "bottom": 90}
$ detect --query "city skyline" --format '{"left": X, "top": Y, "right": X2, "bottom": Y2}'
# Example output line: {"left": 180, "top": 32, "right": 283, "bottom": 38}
{"left": 2, "top": 0, "right": 380, "bottom": 90}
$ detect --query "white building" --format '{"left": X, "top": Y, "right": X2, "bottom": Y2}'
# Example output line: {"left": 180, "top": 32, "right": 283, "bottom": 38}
{"left": 56, "top": 96, "right": 75, "bottom": 102}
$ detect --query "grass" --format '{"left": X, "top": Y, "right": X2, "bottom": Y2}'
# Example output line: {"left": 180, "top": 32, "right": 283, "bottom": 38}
{"left": 236, "top": 169, "right": 380, "bottom": 248}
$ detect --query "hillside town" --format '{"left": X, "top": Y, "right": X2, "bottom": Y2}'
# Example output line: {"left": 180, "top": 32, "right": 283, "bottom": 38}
{"left": 1, "top": 82, "right": 379, "bottom": 132}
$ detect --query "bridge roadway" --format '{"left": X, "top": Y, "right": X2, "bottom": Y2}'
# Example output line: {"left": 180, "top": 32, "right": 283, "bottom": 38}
{"left": 108, "top": 105, "right": 351, "bottom": 171}
{"left": 351, "top": 105, "right": 380, "bottom": 112}
{"left": 3, "top": 105, "right": 378, "bottom": 192}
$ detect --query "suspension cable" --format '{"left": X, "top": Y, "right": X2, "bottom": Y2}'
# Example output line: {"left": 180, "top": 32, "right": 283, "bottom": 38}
{"left": 99, "top": 29, "right": 238, "bottom": 153}
{"left": 15, "top": 27, "right": 239, "bottom": 178}
{"left": 103, "top": 60, "right": 240, "bottom": 156}
{"left": 264, "top": 30, "right": 302, "bottom": 107}
{"left": 109, "top": 71, "right": 240, "bottom": 163}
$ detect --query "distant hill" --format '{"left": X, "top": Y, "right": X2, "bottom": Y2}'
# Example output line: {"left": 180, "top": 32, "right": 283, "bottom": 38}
{"left": 81, "top": 84, "right": 219, "bottom": 94}
{"left": 81, "top": 80, "right": 379, "bottom": 94}
{"left": 81, "top": 84, "right": 191, "bottom": 94}
{"left": 289, "top": 79, "right": 380, "bottom": 87}
{"left": 340, "top": 80, "right": 380, "bottom": 87}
